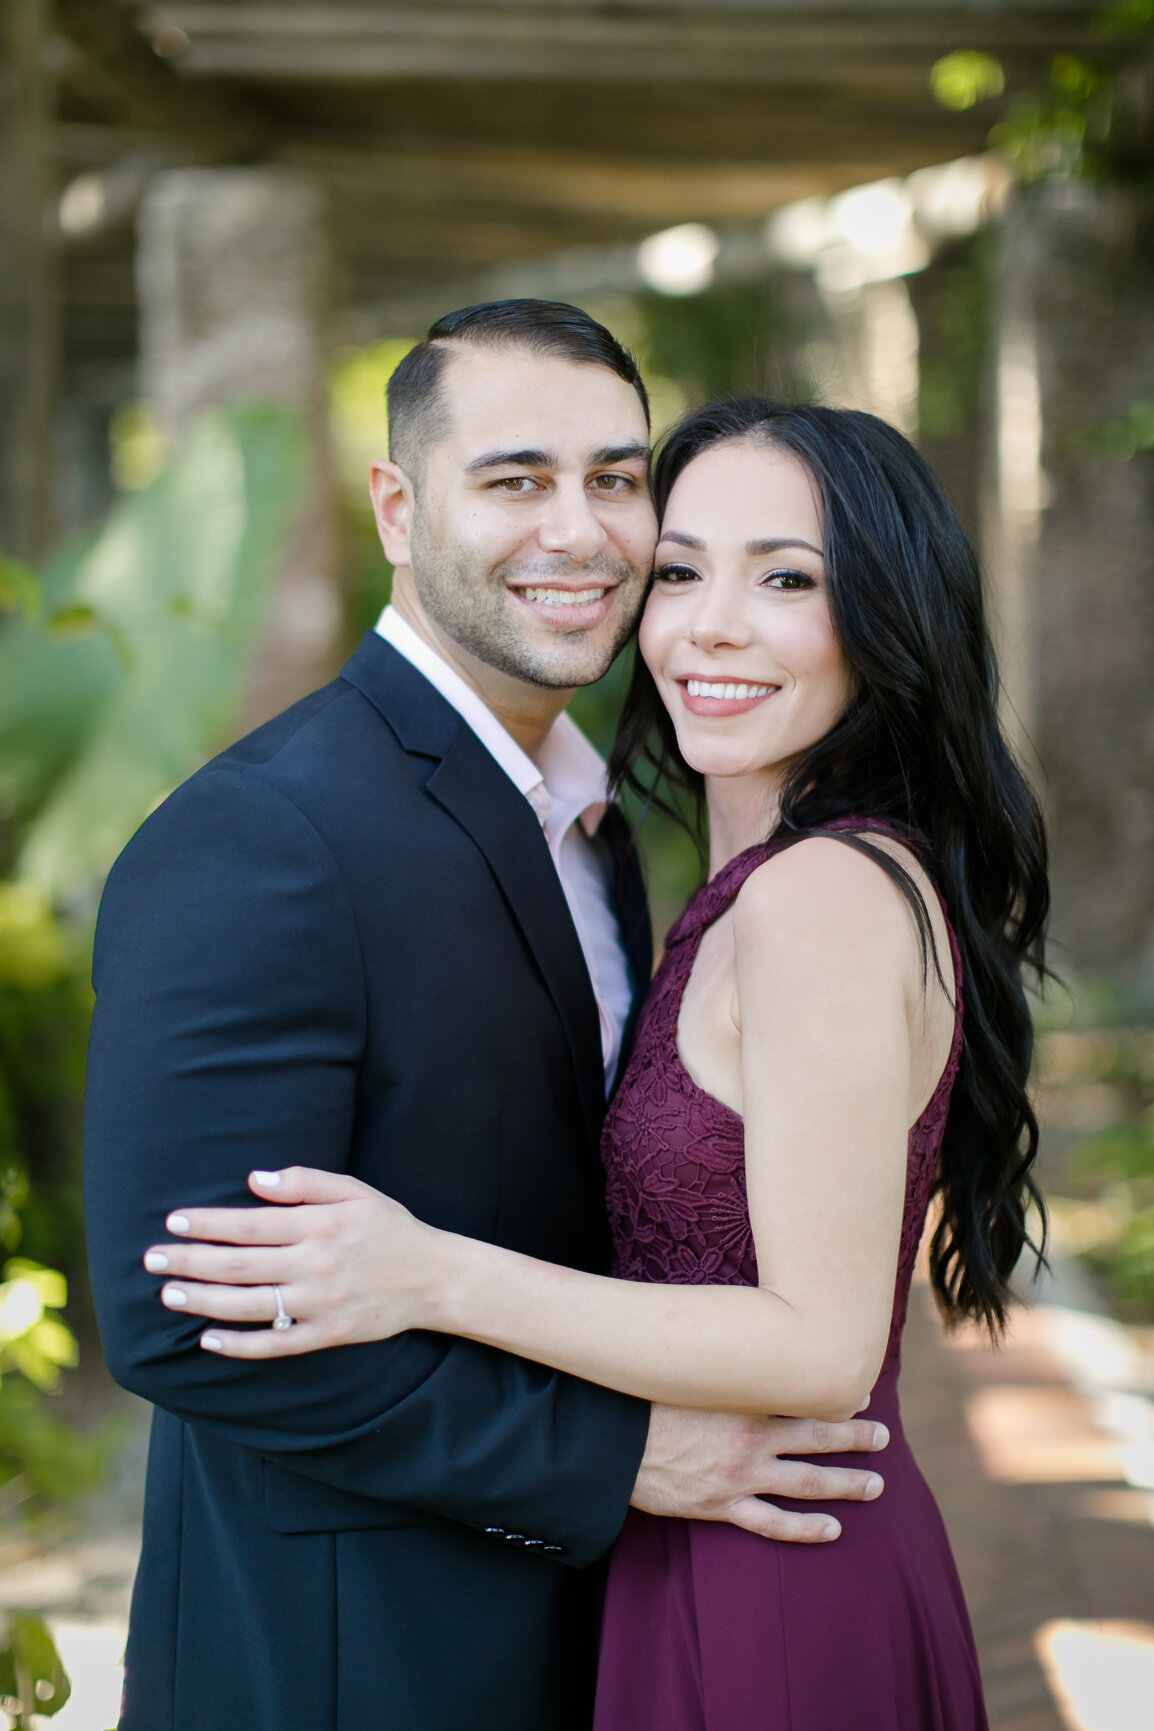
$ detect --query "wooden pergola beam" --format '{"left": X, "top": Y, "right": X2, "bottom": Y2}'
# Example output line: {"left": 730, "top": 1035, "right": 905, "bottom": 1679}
{"left": 145, "top": 1, "right": 1098, "bottom": 83}
{"left": 54, "top": 0, "right": 266, "bottom": 158}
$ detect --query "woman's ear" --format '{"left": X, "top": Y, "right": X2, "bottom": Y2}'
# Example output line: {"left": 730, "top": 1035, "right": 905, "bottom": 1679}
{"left": 369, "top": 461, "right": 414, "bottom": 567}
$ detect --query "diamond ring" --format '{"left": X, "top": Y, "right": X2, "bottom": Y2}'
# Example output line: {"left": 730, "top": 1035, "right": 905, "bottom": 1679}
{"left": 272, "top": 1285, "right": 294, "bottom": 1331}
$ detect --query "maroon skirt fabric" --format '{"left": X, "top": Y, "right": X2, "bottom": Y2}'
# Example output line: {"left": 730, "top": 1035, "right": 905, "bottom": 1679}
{"left": 594, "top": 1374, "right": 987, "bottom": 1731}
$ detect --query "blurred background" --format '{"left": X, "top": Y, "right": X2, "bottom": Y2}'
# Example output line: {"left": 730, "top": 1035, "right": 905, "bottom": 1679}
{"left": 1, "top": 2, "right": 1153, "bottom": 1727}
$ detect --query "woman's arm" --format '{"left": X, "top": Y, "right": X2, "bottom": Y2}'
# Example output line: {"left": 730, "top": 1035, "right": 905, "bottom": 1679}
{"left": 152, "top": 841, "right": 929, "bottom": 1421}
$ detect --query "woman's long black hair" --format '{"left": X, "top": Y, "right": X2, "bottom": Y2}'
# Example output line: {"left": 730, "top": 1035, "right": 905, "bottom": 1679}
{"left": 610, "top": 399, "right": 1049, "bottom": 1335}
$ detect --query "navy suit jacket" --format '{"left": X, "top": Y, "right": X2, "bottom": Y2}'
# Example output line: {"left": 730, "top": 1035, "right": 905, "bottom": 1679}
{"left": 84, "top": 633, "right": 652, "bottom": 1731}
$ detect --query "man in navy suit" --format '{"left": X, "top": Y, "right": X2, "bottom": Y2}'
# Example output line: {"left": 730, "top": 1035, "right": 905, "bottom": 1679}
{"left": 85, "top": 301, "right": 887, "bottom": 1731}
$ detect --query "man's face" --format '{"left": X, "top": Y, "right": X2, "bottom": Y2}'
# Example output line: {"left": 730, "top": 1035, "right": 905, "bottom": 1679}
{"left": 391, "top": 347, "right": 657, "bottom": 690}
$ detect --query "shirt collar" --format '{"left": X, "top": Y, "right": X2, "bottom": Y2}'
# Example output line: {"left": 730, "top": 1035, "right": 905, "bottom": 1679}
{"left": 375, "top": 604, "right": 608, "bottom": 837}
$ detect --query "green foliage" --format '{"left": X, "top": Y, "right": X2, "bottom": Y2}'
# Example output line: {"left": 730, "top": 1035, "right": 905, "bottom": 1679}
{"left": 1044, "top": 1000, "right": 1154, "bottom": 1315}
{"left": 0, "top": 1260, "right": 76, "bottom": 1390}
{"left": 0, "top": 1256, "right": 107, "bottom": 1504}
{"left": 930, "top": 51, "right": 1006, "bottom": 112}
{"left": 0, "top": 401, "right": 307, "bottom": 899}
{"left": 0, "top": 559, "right": 39, "bottom": 625}
{"left": 631, "top": 280, "right": 809, "bottom": 410}
{"left": 1098, "top": 0, "right": 1154, "bottom": 33}
{"left": 329, "top": 340, "right": 414, "bottom": 639}
{"left": 1075, "top": 1115, "right": 1154, "bottom": 1311}
{"left": 0, "top": 400, "right": 307, "bottom": 1513}
{"left": 1082, "top": 396, "right": 1154, "bottom": 459}
{"left": 914, "top": 236, "right": 992, "bottom": 443}
{"left": 932, "top": 0, "right": 1154, "bottom": 184}
{"left": 0, "top": 1616, "right": 72, "bottom": 1727}
{"left": 0, "top": 1373, "right": 108, "bottom": 1505}
{"left": 0, "top": 888, "right": 93, "bottom": 1280}
{"left": 990, "top": 55, "right": 1116, "bottom": 182}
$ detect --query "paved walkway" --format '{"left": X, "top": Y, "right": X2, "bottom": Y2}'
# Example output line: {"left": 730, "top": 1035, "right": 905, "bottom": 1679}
{"left": 3, "top": 1257, "right": 1153, "bottom": 1730}
{"left": 901, "top": 1258, "right": 1154, "bottom": 1731}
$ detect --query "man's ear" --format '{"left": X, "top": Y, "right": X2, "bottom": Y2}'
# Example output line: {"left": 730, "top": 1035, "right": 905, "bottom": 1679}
{"left": 369, "top": 461, "right": 414, "bottom": 567}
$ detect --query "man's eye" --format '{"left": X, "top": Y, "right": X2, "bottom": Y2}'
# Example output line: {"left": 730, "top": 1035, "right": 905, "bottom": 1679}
{"left": 764, "top": 568, "right": 815, "bottom": 591}
{"left": 492, "top": 476, "right": 538, "bottom": 493}
{"left": 653, "top": 563, "right": 698, "bottom": 584}
{"left": 590, "top": 473, "right": 636, "bottom": 493}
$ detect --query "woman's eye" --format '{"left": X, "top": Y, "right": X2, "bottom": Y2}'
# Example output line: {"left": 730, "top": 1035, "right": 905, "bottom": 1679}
{"left": 763, "top": 568, "right": 815, "bottom": 591}
{"left": 653, "top": 563, "right": 699, "bottom": 584}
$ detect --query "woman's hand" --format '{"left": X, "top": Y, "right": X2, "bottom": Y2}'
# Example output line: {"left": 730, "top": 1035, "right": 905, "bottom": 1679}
{"left": 142, "top": 1168, "right": 445, "bottom": 1358}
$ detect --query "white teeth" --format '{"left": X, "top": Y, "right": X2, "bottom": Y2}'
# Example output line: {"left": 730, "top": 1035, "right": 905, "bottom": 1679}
{"left": 686, "top": 679, "right": 774, "bottom": 700}
{"left": 521, "top": 587, "right": 607, "bottom": 607}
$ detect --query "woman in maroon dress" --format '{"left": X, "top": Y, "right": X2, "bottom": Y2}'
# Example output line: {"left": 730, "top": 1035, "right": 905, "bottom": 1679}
{"left": 153, "top": 402, "right": 1048, "bottom": 1728}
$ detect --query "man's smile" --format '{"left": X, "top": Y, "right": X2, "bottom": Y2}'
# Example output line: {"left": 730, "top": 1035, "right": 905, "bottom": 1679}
{"left": 508, "top": 579, "right": 622, "bottom": 629}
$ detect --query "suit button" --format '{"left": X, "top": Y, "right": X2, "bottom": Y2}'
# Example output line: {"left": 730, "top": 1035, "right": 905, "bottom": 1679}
{"left": 523, "top": 1538, "right": 545, "bottom": 1548}
{"left": 542, "top": 1544, "right": 564, "bottom": 1554}
{"left": 484, "top": 1527, "right": 506, "bottom": 1537}
{"left": 504, "top": 1533, "right": 525, "bottom": 1542}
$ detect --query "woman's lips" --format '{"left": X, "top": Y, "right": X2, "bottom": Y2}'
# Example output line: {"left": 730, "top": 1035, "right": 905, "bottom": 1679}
{"left": 678, "top": 677, "right": 779, "bottom": 718}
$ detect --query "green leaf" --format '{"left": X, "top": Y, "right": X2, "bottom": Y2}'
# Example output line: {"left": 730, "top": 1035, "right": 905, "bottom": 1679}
{"left": 930, "top": 51, "right": 1005, "bottom": 112}
{"left": 0, "top": 402, "right": 306, "bottom": 897}
{"left": 0, "top": 1616, "right": 72, "bottom": 1722}
{"left": 0, "top": 557, "right": 41, "bottom": 623}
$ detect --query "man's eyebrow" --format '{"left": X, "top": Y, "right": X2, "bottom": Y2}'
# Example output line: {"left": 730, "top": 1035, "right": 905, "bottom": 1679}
{"left": 465, "top": 448, "right": 558, "bottom": 473}
{"left": 657, "top": 531, "right": 822, "bottom": 556}
{"left": 465, "top": 442, "right": 650, "bottom": 475}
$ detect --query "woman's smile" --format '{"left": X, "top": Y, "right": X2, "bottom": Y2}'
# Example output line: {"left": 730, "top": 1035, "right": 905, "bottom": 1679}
{"left": 640, "top": 438, "right": 854, "bottom": 801}
{"left": 678, "top": 676, "right": 780, "bottom": 717}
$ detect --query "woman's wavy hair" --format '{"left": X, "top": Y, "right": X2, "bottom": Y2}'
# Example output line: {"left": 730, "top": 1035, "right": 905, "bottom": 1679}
{"left": 610, "top": 398, "right": 1050, "bottom": 1335}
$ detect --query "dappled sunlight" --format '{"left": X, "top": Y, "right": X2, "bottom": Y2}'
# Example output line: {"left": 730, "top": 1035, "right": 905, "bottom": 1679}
{"left": 1036, "top": 1620, "right": 1154, "bottom": 1731}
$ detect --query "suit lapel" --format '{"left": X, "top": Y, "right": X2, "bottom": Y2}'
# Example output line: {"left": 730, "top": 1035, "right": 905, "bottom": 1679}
{"left": 341, "top": 633, "right": 606, "bottom": 1145}
{"left": 426, "top": 736, "right": 606, "bottom": 1144}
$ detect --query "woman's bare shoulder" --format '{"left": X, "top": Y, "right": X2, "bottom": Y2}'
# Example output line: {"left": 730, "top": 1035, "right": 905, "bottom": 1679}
{"left": 731, "top": 831, "right": 952, "bottom": 995}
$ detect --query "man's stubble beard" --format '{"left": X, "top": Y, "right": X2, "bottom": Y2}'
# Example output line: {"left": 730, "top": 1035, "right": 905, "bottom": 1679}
{"left": 408, "top": 508, "right": 646, "bottom": 691}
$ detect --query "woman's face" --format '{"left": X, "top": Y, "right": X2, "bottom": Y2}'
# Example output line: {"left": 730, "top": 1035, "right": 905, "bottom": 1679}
{"left": 640, "top": 439, "right": 855, "bottom": 786}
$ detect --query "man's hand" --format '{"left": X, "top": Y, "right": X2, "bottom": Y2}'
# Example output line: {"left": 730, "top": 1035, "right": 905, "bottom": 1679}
{"left": 631, "top": 1404, "right": 888, "bottom": 1543}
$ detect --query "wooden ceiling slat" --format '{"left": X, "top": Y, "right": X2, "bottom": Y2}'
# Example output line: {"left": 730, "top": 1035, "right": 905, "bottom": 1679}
{"left": 150, "top": 3, "right": 1096, "bottom": 84}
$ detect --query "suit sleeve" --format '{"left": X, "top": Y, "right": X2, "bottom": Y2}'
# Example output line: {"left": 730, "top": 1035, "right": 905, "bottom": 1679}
{"left": 83, "top": 765, "right": 649, "bottom": 1566}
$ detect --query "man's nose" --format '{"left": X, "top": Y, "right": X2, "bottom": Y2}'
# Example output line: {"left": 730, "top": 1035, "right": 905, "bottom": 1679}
{"left": 537, "top": 481, "right": 608, "bottom": 563}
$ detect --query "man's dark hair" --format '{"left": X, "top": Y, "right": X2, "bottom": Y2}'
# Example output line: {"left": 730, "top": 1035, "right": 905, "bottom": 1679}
{"left": 386, "top": 299, "right": 649, "bottom": 482}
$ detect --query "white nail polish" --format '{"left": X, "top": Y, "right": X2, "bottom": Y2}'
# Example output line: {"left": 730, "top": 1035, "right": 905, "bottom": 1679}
{"left": 144, "top": 1252, "right": 169, "bottom": 1273}
{"left": 167, "top": 1214, "right": 190, "bottom": 1234}
{"left": 201, "top": 1334, "right": 223, "bottom": 1352}
{"left": 251, "top": 1170, "right": 280, "bottom": 1186}
{"left": 163, "top": 1287, "right": 188, "bottom": 1307}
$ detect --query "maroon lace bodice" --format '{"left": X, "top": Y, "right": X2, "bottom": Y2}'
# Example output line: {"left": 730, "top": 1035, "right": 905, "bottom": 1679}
{"left": 601, "top": 827, "right": 964, "bottom": 1373}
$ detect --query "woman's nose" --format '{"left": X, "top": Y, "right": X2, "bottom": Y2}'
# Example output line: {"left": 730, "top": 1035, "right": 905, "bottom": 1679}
{"left": 537, "top": 482, "right": 608, "bottom": 562}
{"left": 688, "top": 582, "right": 753, "bottom": 651}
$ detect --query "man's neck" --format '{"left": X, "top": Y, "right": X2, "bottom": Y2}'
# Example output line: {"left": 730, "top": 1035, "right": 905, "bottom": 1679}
{"left": 390, "top": 580, "right": 573, "bottom": 760}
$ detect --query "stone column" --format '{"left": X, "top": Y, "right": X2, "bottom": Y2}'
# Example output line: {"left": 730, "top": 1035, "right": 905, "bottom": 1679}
{"left": 988, "top": 183, "right": 1154, "bottom": 985}
{"left": 0, "top": 0, "right": 56, "bottom": 561}
{"left": 136, "top": 168, "right": 341, "bottom": 726}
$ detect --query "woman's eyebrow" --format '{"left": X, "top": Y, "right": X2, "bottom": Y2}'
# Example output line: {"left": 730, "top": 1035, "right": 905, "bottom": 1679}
{"left": 746, "top": 537, "right": 822, "bottom": 556}
{"left": 657, "top": 531, "right": 822, "bottom": 556}
{"left": 658, "top": 530, "right": 705, "bottom": 550}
